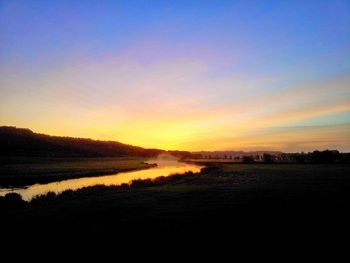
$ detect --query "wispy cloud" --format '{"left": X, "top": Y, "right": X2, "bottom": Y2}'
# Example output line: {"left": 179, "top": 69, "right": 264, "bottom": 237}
{"left": 1, "top": 1, "right": 349, "bottom": 151}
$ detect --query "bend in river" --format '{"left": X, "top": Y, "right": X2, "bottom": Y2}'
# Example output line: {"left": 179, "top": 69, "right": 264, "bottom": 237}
{"left": 0, "top": 159, "right": 203, "bottom": 201}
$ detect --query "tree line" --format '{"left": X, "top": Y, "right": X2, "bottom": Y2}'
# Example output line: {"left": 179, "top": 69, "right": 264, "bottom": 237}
{"left": 237, "top": 150, "right": 349, "bottom": 164}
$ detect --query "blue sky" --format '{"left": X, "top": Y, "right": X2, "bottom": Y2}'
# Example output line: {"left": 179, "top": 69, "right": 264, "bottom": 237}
{"left": 1, "top": 0, "right": 350, "bottom": 151}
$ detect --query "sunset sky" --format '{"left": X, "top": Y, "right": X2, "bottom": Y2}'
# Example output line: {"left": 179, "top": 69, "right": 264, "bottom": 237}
{"left": 1, "top": 0, "right": 350, "bottom": 151}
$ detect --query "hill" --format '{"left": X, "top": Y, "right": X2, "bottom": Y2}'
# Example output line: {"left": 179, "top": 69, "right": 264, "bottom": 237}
{"left": 0, "top": 126, "right": 163, "bottom": 157}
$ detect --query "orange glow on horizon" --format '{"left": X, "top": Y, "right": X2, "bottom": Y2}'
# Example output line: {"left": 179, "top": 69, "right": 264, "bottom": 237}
{"left": 1, "top": 59, "right": 349, "bottom": 152}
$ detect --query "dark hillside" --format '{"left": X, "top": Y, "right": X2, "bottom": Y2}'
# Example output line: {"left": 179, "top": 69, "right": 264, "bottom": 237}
{"left": 0, "top": 126, "right": 163, "bottom": 157}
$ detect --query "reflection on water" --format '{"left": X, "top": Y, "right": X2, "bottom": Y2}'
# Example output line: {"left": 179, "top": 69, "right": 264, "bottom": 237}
{"left": 0, "top": 159, "right": 203, "bottom": 201}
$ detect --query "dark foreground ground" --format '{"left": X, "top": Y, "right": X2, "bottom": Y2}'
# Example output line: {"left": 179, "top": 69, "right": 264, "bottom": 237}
{"left": 1, "top": 163, "right": 350, "bottom": 242}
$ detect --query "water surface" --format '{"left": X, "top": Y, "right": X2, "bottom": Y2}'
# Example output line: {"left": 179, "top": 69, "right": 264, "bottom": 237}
{"left": 0, "top": 159, "right": 202, "bottom": 201}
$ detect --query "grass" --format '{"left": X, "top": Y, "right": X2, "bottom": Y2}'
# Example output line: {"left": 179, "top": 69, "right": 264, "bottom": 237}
{"left": 0, "top": 156, "right": 155, "bottom": 186}
{"left": 1, "top": 163, "right": 350, "bottom": 240}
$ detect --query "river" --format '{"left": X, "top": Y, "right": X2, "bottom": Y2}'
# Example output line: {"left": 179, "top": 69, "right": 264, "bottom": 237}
{"left": 0, "top": 159, "right": 203, "bottom": 201}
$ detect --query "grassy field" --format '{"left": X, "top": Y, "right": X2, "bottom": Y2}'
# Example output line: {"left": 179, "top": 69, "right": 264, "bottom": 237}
{"left": 0, "top": 156, "right": 154, "bottom": 186}
{"left": 1, "top": 163, "right": 350, "bottom": 240}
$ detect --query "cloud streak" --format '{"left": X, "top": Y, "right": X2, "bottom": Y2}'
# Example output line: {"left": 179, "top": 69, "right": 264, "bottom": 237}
{"left": 1, "top": 1, "right": 349, "bottom": 151}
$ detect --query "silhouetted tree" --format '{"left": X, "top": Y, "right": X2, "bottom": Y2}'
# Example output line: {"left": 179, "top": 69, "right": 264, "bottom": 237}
{"left": 0, "top": 193, "right": 26, "bottom": 210}
{"left": 242, "top": 156, "right": 254, "bottom": 163}
{"left": 262, "top": 153, "right": 274, "bottom": 163}
{"left": 311, "top": 150, "right": 340, "bottom": 163}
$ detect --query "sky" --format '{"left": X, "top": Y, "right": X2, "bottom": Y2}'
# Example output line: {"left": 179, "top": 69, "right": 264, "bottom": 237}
{"left": 1, "top": 0, "right": 350, "bottom": 152}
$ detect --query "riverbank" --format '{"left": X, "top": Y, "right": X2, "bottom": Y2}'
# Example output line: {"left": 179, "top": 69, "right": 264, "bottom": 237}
{"left": 1, "top": 163, "right": 350, "bottom": 239}
{"left": 0, "top": 156, "right": 156, "bottom": 187}
{"left": 0, "top": 158, "right": 202, "bottom": 200}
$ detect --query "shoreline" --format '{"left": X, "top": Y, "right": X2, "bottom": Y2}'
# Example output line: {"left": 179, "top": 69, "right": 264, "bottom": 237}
{"left": 0, "top": 161, "right": 157, "bottom": 188}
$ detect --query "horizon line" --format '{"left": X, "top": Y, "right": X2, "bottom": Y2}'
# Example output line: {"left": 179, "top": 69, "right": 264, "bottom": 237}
{"left": 1, "top": 125, "right": 348, "bottom": 154}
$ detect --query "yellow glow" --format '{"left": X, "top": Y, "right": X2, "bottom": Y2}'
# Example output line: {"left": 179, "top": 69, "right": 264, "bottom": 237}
{"left": 1, "top": 59, "right": 350, "bottom": 151}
